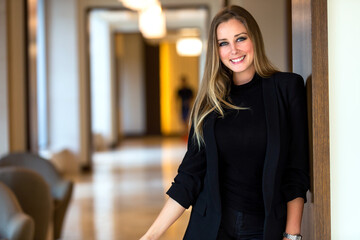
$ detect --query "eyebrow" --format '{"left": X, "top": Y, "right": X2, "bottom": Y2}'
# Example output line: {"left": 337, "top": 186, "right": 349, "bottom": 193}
{"left": 217, "top": 32, "right": 248, "bottom": 42}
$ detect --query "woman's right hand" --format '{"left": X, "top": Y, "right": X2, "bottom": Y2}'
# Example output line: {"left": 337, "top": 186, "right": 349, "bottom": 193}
{"left": 139, "top": 235, "right": 151, "bottom": 240}
{"left": 139, "top": 232, "right": 157, "bottom": 240}
{"left": 139, "top": 197, "right": 186, "bottom": 240}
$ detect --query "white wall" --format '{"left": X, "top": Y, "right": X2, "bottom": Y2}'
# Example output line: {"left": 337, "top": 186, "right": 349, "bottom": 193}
{"left": 328, "top": 0, "right": 360, "bottom": 238}
{"left": 47, "top": 0, "right": 80, "bottom": 154}
{"left": 0, "top": 0, "right": 9, "bottom": 156}
{"left": 37, "top": 0, "right": 48, "bottom": 150}
{"left": 89, "top": 13, "right": 115, "bottom": 146}
{"left": 230, "top": 0, "right": 290, "bottom": 71}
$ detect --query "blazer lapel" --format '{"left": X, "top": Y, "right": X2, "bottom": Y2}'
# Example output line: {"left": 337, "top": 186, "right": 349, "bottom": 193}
{"left": 203, "top": 111, "right": 221, "bottom": 213}
{"left": 262, "top": 76, "right": 281, "bottom": 214}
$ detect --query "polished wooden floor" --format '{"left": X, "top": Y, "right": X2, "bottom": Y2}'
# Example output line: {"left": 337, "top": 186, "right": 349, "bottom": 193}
{"left": 61, "top": 137, "right": 190, "bottom": 240}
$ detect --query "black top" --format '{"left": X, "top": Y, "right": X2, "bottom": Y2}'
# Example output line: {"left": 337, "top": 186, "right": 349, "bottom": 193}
{"left": 215, "top": 74, "right": 267, "bottom": 214}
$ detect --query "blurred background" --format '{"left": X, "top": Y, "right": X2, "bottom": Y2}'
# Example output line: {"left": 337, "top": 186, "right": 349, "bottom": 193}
{"left": 2, "top": 0, "right": 359, "bottom": 239}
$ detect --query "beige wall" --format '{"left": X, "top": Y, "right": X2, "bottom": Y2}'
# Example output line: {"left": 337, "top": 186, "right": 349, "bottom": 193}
{"left": 117, "top": 34, "right": 146, "bottom": 135}
{"left": 230, "top": 0, "right": 290, "bottom": 72}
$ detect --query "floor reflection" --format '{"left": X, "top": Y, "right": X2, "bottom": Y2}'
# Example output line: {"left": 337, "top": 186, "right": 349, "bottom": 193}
{"left": 62, "top": 137, "right": 190, "bottom": 240}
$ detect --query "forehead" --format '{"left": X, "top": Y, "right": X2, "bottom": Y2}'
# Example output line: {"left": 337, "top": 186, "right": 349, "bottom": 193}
{"left": 216, "top": 18, "right": 247, "bottom": 39}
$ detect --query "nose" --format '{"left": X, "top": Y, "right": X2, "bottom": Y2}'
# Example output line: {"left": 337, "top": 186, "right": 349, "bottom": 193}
{"left": 230, "top": 43, "right": 238, "bottom": 54}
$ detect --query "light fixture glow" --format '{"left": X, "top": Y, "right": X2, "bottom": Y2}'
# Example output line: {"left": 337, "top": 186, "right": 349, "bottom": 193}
{"left": 139, "top": 4, "right": 166, "bottom": 39}
{"left": 176, "top": 38, "right": 202, "bottom": 56}
{"left": 120, "top": 0, "right": 158, "bottom": 11}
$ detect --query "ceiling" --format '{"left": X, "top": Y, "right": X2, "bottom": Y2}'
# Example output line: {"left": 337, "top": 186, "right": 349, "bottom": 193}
{"left": 90, "top": 8, "right": 208, "bottom": 41}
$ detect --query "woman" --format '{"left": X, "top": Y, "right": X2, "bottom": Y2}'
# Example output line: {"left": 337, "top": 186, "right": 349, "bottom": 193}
{"left": 140, "top": 5, "right": 310, "bottom": 240}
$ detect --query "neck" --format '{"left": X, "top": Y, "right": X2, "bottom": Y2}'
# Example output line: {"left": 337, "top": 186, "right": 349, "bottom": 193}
{"left": 232, "top": 67, "right": 256, "bottom": 85}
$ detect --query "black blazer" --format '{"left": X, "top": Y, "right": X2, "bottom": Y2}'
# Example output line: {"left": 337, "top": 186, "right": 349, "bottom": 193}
{"left": 167, "top": 72, "right": 310, "bottom": 240}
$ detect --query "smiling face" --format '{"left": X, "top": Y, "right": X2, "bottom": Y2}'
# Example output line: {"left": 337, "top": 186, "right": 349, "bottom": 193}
{"left": 216, "top": 18, "right": 255, "bottom": 85}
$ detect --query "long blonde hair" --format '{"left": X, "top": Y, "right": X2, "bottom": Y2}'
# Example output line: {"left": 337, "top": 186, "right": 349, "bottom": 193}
{"left": 190, "top": 5, "right": 278, "bottom": 147}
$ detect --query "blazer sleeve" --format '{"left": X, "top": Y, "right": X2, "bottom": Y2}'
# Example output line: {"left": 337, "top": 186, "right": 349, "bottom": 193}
{"left": 166, "top": 125, "right": 207, "bottom": 209}
{"left": 281, "top": 74, "right": 311, "bottom": 203}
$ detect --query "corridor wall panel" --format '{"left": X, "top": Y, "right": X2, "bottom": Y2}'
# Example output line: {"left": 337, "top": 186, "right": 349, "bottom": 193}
{"left": 46, "top": 0, "right": 81, "bottom": 168}
{"left": 0, "top": 0, "right": 9, "bottom": 156}
{"left": 7, "top": 0, "right": 28, "bottom": 152}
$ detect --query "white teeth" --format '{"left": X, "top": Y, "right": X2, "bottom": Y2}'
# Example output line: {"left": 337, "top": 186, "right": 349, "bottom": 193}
{"left": 231, "top": 56, "right": 245, "bottom": 63}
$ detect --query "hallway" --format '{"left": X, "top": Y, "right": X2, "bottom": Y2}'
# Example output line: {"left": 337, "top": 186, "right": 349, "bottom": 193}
{"left": 61, "top": 137, "right": 190, "bottom": 240}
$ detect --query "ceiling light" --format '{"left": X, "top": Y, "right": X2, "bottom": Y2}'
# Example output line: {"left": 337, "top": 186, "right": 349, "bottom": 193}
{"left": 139, "top": 4, "right": 166, "bottom": 39}
{"left": 176, "top": 38, "right": 202, "bottom": 56}
{"left": 120, "top": 0, "right": 158, "bottom": 11}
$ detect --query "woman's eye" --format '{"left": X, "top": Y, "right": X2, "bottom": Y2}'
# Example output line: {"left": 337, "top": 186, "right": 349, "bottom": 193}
{"left": 219, "top": 42, "right": 228, "bottom": 47}
{"left": 236, "top": 37, "right": 247, "bottom": 42}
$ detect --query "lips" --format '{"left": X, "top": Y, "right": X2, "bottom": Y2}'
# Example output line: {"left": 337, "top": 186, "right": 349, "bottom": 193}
{"left": 230, "top": 55, "right": 245, "bottom": 63}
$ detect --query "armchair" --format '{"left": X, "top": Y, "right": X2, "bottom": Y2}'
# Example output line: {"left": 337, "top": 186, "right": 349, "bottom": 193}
{"left": 0, "top": 182, "right": 34, "bottom": 240}
{"left": 0, "top": 167, "right": 52, "bottom": 240}
{"left": 0, "top": 153, "right": 74, "bottom": 239}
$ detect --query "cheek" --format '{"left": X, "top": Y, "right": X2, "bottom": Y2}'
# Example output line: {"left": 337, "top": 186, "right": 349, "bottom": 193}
{"left": 249, "top": 46, "right": 254, "bottom": 56}
{"left": 246, "top": 43, "right": 254, "bottom": 56}
{"left": 218, "top": 48, "right": 228, "bottom": 62}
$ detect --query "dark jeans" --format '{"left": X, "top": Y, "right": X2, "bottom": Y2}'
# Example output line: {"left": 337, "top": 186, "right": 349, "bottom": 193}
{"left": 216, "top": 207, "right": 264, "bottom": 240}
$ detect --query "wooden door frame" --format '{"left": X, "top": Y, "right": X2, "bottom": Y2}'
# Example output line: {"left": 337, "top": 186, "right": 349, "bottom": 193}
{"left": 292, "top": 0, "right": 330, "bottom": 238}
{"left": 310, "top": 0, "right": 331, "bottom": 238}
